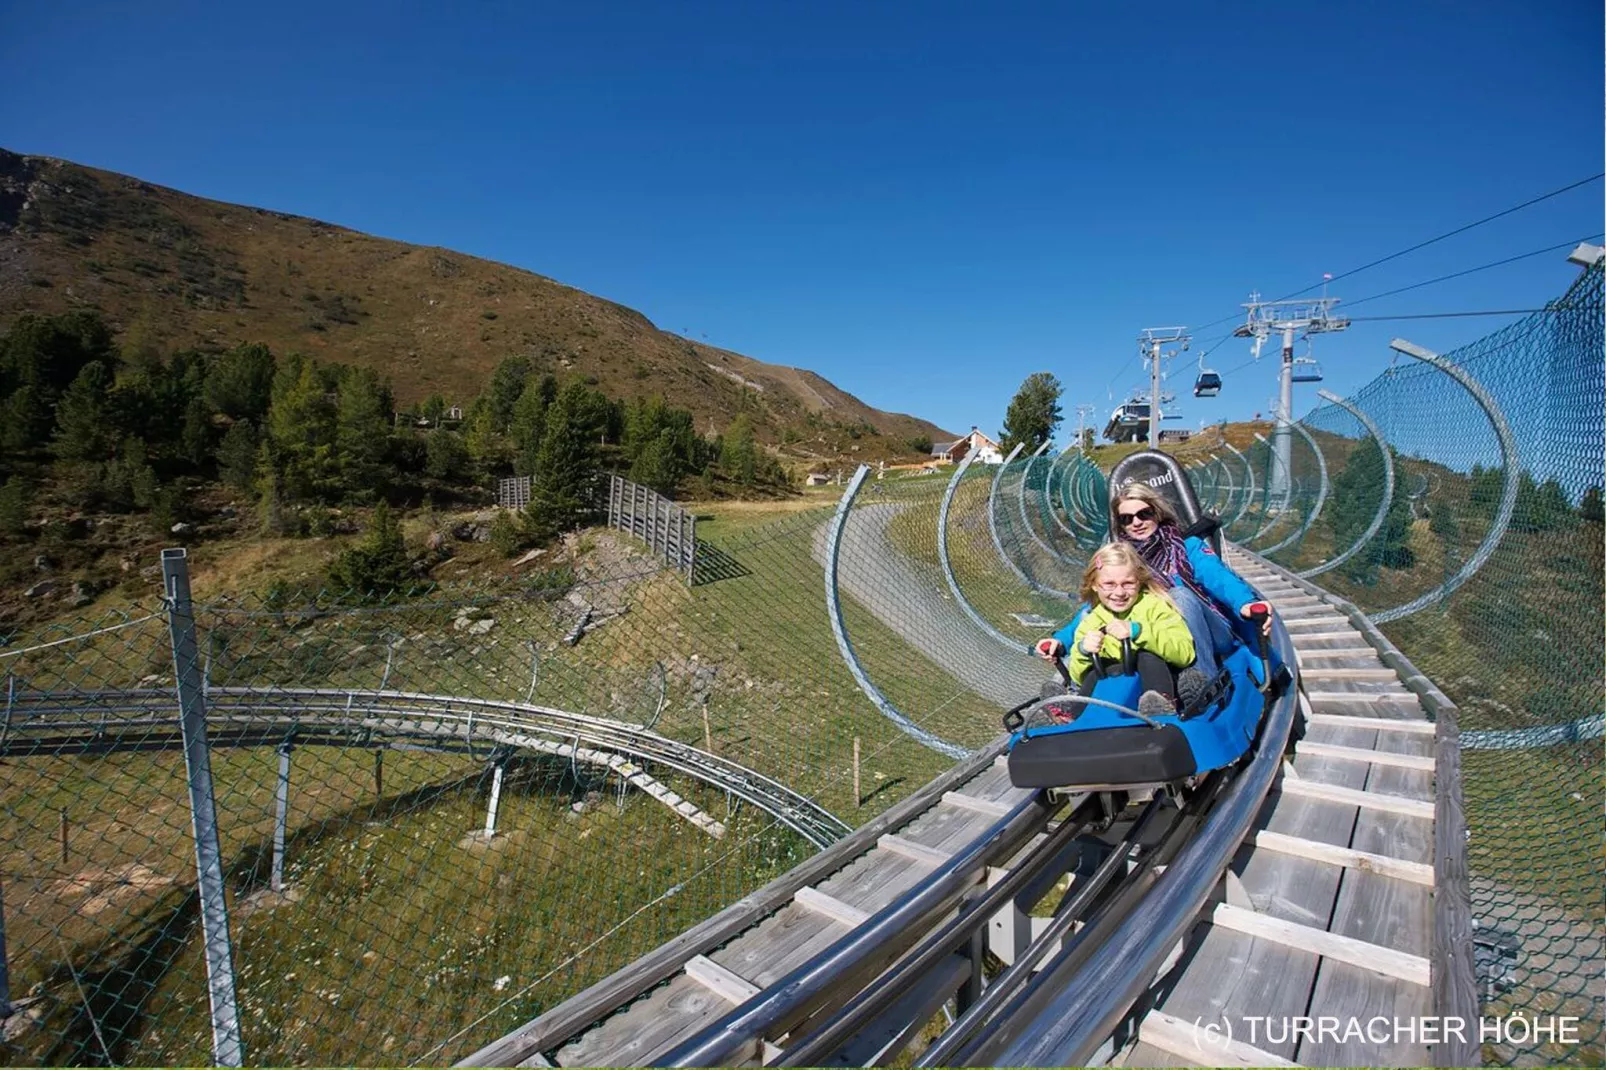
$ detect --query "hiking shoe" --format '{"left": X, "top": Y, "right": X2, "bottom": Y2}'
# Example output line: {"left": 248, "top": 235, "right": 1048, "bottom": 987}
{"left": 1138, "top": 690, "right": 1176, "bottom": 717}
{"left": 1045, "top": 701, "right": 1079, "bottom": 724}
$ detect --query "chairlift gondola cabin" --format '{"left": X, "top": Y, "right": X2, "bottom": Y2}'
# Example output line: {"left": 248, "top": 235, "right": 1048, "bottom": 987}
{"left": 1193, "top": 370, "right": 1222, "bottom": 397}
{"left": 1290, "top": 357, "right": 1323, "bottom": 383}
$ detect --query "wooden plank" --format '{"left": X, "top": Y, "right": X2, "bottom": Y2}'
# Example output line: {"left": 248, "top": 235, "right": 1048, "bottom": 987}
{"left": 1295, "top": 647, "right": 1377, "bottom": 660}
{"left": 1277, "top": 777, "right": 1434, "bottom": 819}
{"left": 877, "top": 833, "right": 953, "bottom": 867}
{"left": 713, "top": 902, "right": 855, "bottom": 991}
{"left": 1148, "top": 729, "right": 1376, "bottom": 1062}
{"left": 795, "top": 885, "right": 872, "bottom": 927}
{"left": 1280, "top": 609, "right": 1348, "bottom": 623}
{"left": 1139, "top": 1009, "right": 1304, "bottom": 1067}
{"left": 1250, "top": 830, "right": 1434, "bottom": 886}
{"left": 1211, "top": 903, "right": 1430, "bottom": 986}
{"left": 940, "top": 790, "right": 1013, "bottom": 818}
{"left": 1304, "top": 690, "right": 1418, "bottom": 706}
{"left": 554, "top": 974, "right": 735, "bottom": 1066}
{"left": 683, "top": 955, "right": 760, "bottom": 1004}
{"left": 1300, "top": 760, "right": 1435, "bottom": 1066}
{"left": 1297, "top": 661, "right": 1400, "bottom": 677}
{"left": 1307, "top": 713, "right": 1434, "bottom": 734}
{"left": 813, "top": 848, "right": 927, "bottom": 918}
{"left": 1277, "top": 605, "right": 1344, "bottom": 619}
{"left": 1294, "top": 742, "right": 1435, "bottom": 772}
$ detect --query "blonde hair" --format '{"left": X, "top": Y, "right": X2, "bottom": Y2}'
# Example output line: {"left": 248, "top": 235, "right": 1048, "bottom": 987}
{"left": 1112, "top": 482, "right": 1179, "bottom": 529}
{"left": 1080, "top": 542, "right": 1173, "bottom": 607}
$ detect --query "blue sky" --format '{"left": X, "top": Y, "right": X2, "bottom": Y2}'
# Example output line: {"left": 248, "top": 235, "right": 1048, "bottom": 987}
{"left": 2, "top": 1, "right": 1600, "bottom": 440}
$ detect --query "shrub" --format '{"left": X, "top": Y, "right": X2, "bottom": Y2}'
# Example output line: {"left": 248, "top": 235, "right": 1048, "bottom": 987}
{"left": 490, "top": 509, "right": 530, "bottom": 558}
{"left": 325, "top": 502, "right": 412, "bottom": 599}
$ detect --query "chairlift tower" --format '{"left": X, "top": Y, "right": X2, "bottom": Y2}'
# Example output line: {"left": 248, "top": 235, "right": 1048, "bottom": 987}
{"left": 1074, "top": 404, "right": 1096, "bottom": 452}
{"left": 1233, "top": 291, "right": 1348, "bottom": 502}
{"left": 1138, "top": 327, "right": 1190, "bottom": 445}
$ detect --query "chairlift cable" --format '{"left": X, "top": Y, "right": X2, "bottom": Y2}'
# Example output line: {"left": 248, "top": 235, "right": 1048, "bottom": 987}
{"left": 1183, "top": 172, "right": 1604, "bottom": 333}
{"left": 1343, "top": 233, "right": 1603, "bottom": 308}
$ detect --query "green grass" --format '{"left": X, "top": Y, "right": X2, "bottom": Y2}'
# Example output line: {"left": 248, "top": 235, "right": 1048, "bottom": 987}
{"left": 2, "top": 745, "right": 809, "bottom": 1065}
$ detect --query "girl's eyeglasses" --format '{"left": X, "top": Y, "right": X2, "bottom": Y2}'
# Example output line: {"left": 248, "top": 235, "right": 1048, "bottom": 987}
{"left": 1117, "top": 507, "right": 1156, "bottom": 527}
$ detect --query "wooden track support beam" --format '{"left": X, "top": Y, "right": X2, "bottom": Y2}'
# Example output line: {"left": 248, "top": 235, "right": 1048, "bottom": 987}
{"left": 1211, "top": 903, "right": 1430, "bottom": 986}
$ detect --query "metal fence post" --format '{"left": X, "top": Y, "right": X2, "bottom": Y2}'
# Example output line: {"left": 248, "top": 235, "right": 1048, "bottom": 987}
{"left": 484, "top": 753, "right": 508, "bottom": 839}
{"left": 161, "top": 548, "right": 244, "bottom": 1067}
{"left": 0, "top": 876, "right": 11, "bottom": 1018}
{"left": 271, "top": 742, "right": 294, "bottom": 894}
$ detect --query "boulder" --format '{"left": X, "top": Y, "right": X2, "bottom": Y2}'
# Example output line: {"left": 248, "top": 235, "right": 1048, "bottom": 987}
{"left": 24, "top": 580, "right": 57, "bottom": 599}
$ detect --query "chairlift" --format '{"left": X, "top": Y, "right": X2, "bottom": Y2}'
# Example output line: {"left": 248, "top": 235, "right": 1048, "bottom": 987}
{"left": 1193, "top": 352, "right": 1221, "bottom": 397}
{"left": 1290, "top": 357, "right": 1323, "bottom": 383}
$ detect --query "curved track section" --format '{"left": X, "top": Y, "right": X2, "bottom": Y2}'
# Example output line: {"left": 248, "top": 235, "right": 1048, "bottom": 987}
{"left": 1, "top": 685, "right": 851, "bottom": 848}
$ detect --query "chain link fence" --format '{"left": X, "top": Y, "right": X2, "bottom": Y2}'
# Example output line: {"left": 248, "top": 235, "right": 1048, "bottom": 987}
{"left": 1215, "top": 261, "right": 1604, "bottom": 1065}
{"left": 1, "top": 459, "right": 1086, "bottom": 1066}
{"left": 2, "top": 265, "right": 1598, "bottom": 1066}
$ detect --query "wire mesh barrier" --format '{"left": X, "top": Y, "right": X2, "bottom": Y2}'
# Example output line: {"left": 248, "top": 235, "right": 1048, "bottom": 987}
{"left": 0, "top": 266, "right": 1598, "bottom": 1067}
{"left": 0, "top": 463, "right": 1094, "bottom": 1066}
{"left": 1228, "top": 261, "right": 1605, "bottom": 1066}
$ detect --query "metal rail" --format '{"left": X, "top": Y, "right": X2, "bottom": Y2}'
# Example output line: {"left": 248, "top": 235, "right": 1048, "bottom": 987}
{"left": 986, "top": 444, "right": 1076, "bottom": 599}
{"left": 823, "top": 465, "right": 969, "bottom": 760}
{"left": 1, "top": 685, "right": 851, "bottom": 847}
{"left": 654, "top": 789, "right": 1064, "bottom": 1066}
{"left": 986, "top": 619, "right": 1299, "bottom": 1065}
{"left": 1299, "top": 390, "right": 1396, "bottom": 579}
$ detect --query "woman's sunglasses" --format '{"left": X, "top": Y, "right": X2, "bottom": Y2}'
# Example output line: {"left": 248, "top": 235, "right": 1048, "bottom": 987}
{"left": 1117, "top": 506, "right": 1156, "bottom": 527}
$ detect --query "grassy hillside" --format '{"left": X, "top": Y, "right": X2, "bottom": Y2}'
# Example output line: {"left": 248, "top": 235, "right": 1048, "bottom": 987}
{"left": 0, "top": 148, "right": 950, "bottom": 463}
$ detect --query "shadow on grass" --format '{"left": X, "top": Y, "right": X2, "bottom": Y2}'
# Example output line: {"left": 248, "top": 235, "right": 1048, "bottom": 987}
{"left": 15, "top": 751, "right": 599, "bottom": 1066}
{"left": 691, "top": 544, "right": 752, "bottom": 586}
{"left": 857, "top": 776, "right": 905, "bottom": 808}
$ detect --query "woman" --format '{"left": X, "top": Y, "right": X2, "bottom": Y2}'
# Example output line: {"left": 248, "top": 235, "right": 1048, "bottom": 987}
{"left": 1110, "top": 482, "right": 1269, "bottom": 682}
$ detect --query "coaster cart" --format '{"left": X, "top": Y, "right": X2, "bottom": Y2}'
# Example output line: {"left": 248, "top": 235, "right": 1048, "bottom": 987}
{"left": 1003, "top": 450, "right": 1295, "bottom": 796}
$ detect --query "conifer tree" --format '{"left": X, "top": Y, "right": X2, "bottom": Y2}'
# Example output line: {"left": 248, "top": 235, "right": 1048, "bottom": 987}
{"left": 334, "top": 366, "right": 393, "bottom": 499}
{"left": 998, "top": 372, "right": 1063, "bottom": 454}
{"left": 52, "top": 361, "right": 118, "bottom": 461}
{"left": 217, "top": 419, "right": 260, "bottom": 493}
{"left": 526, "top": 381, "right": 599, "bottom": 538}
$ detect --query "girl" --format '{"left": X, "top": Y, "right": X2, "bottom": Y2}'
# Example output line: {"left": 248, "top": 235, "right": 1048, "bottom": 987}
{"left": 1035, "top": 543, "right": 1195, "bottom": 716}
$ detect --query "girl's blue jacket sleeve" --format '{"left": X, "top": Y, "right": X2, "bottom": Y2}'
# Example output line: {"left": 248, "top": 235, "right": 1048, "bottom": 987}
{"left": 1185, "top": 536, "right": 1258, "bottom": 610}
{"left": 1051, "top": 605, "right": 1089, "bottom": 649}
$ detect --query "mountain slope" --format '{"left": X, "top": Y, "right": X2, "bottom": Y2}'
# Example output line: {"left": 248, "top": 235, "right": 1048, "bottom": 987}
{"left": 0, "top": 148, "right": 951, "bottom": 460}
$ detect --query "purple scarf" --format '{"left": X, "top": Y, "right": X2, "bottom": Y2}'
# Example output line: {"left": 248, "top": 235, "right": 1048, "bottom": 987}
{"left": 1128, "top": 523, "right": 1225, "bottom": 622}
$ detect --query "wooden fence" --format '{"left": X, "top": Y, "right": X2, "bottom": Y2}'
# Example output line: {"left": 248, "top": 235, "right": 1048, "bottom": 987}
{"left": 496, "top": 474, "right": 696, "bottom": 582}
{"left": 607, "top": 475, "right": 696, "bottom": 583}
